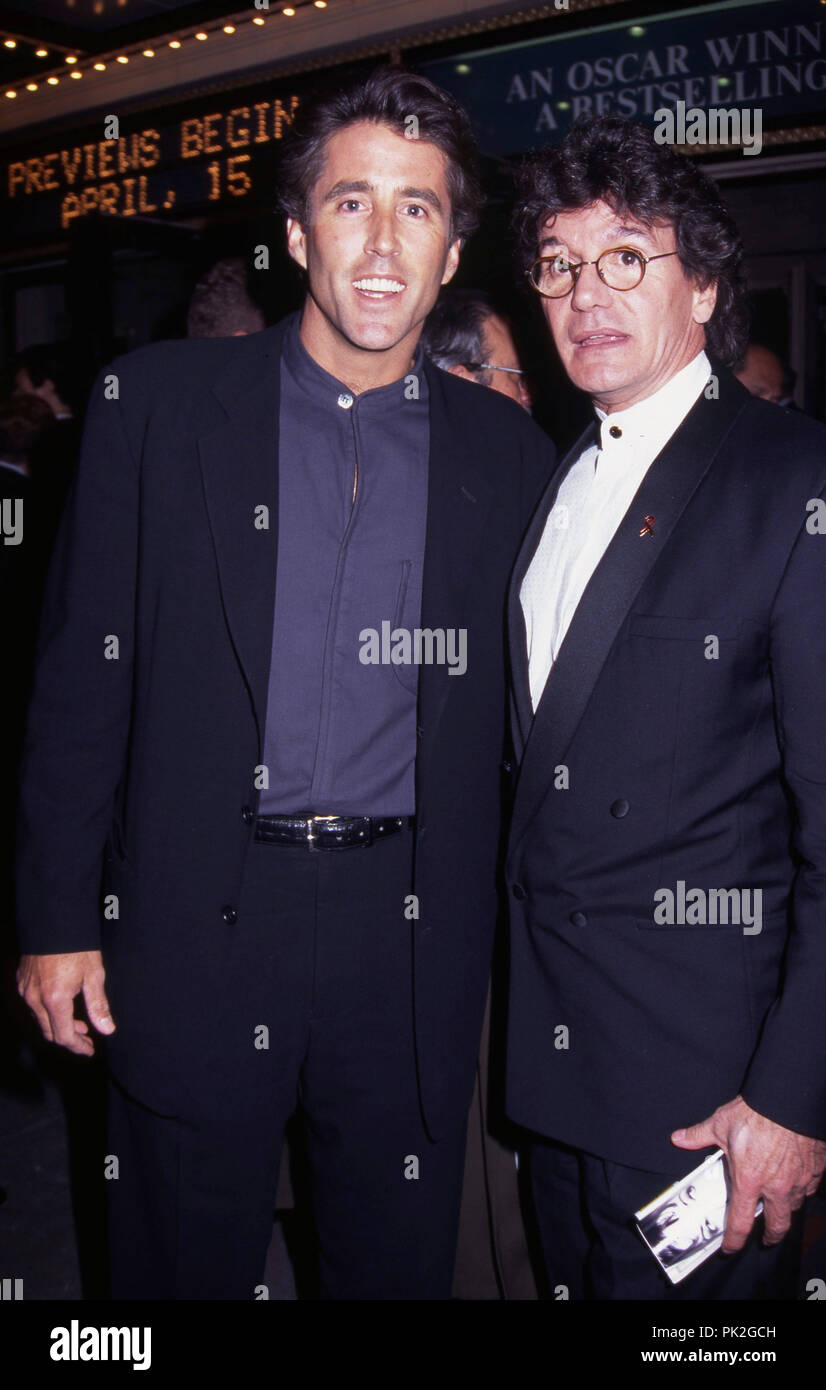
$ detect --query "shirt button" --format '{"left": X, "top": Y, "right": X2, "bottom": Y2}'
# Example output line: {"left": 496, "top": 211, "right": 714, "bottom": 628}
{"left": 337, "top": 392, "right": 354, "bottom": 409}
{"left": 610, "top": 798, "right": 630, "bottom": 818}
{"left": 512, "top": 883, "right": 526, "bottom": 901}
{"left": 241, "top": 805, "right": 254, "bottom": 825}
{"left": 570, "top": 910, "right": 587, "bottom": 927}
{"left": 609, "top": 424, "right": 622, "bottom": 438}
{"left": 222, "top": 906, "right": 237, "bottom": 924}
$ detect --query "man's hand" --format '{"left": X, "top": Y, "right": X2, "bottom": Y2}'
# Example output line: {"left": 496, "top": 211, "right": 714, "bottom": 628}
{"left": 671, "top": 1095, "right": 826, "bottom": 1253}
{"left": 17, "top": 952, "right": 116, "bottom": 1057}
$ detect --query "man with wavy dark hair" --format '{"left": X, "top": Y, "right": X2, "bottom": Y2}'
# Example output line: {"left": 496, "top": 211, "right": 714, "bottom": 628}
{"left": 277, "top": 66, "right": 483, "bottom": 248}
{"left": 15, "top": 66, "right": 555, "bottom": 1299}
{"left": 504, "top": 115, "right": 826, "bottom": 1299}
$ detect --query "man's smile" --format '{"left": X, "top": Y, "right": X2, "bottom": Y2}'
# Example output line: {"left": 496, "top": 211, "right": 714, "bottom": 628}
{"left": 352, "top": 276, "right": 407, "bottom": 299}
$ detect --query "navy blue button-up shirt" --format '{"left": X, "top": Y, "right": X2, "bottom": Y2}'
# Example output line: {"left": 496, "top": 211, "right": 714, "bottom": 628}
{"left": 259, "top": 312, "right": 430, "bottom": 815}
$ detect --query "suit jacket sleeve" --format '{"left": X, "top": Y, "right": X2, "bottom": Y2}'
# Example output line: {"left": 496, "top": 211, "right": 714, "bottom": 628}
{"left": 15, "top": 360, "right": 139, "bottom": 955}
{"left": 517, "top": 412, "right": 557, "bottom": 529}
{"left": 740, "top": 482, "right": 826, "bottom": 1139}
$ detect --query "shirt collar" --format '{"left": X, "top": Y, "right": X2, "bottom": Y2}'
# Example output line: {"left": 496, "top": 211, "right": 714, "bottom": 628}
{"left": 593, "top": 350, "right": 711, "bottom": 460}
{"left": 282, "top": 309, "right": 426, "bottom": 411}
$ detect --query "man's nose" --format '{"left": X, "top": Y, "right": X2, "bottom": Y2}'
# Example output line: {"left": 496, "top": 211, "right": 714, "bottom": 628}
{"left": 568, "top": 260, "right": 612, "bottom": 311}
{"left": 365, "top": 210, "right": 401, "bottom": 258}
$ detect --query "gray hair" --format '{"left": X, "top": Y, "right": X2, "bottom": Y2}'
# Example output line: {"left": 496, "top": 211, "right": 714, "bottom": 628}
{"left": 420, "top": 289, "right": 496, "bottom": 386}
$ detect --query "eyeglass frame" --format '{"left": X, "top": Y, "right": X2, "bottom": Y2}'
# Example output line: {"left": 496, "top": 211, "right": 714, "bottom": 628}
{"left": 463, "top": 362, "right": 526, "bottom": 377}
{"left": 526, "top": 245, "right": 680, "bottom": 299}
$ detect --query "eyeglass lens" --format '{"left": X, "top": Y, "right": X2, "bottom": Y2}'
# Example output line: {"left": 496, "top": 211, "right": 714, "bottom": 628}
{"left": 532, "top": 247, "right": 645, "bottom": 296}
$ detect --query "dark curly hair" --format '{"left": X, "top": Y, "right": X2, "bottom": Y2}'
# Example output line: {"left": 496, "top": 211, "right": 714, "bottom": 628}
{"left": 512, "top": 116, "right": 749, "bottom": 367}
{"left": 276, "top": 66, "right": 483, "bottom": 245}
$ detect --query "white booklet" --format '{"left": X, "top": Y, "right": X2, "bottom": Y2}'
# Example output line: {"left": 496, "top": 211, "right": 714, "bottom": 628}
{"left": 634, "top": 1149, "right": 763, "bottom": 1285}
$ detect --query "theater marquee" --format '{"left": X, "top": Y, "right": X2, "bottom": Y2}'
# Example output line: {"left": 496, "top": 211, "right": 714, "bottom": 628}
{"left": 421, "top": 0, "right": 825, "bottom": 155}
{"left": 1, "top": 84, "right": 299, "bottom": 246}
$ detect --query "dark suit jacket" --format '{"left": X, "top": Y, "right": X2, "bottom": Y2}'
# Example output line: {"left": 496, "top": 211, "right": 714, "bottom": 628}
{"left": 14, "top": 316, "right": 555, "bottom": 1140}
{"left": 2, "top": 464, "right": 35, "bottom": 921}
{"left": 505, "top": 365, "right": 826, "bottom": 1172}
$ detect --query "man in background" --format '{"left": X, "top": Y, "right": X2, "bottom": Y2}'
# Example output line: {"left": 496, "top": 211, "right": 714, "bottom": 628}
{"left": 422, "top": 287, "right": 532, "bottom": 412}
{"left": 735, "top": 342, "right": 795, "bottom": 407}
{"left": 13, "top": 343, "right": 84, "bottom": 554}
{"left": 186, "top": 257, "right": 267, "bottom": 339}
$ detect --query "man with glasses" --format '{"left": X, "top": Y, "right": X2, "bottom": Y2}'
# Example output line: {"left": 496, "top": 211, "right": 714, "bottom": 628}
{"left": 504, "top": 115, "right": 826, "bottom": 1299}
{"left": 422, "top": 288, "right": 533, "bottom": 413}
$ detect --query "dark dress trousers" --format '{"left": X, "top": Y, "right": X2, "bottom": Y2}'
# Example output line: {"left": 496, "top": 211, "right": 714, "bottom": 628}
{"left": 14, "top": 316, "right": 554, "bottom": 1298}
{"left": 505, "top": 366, "right": 826, "bottom": 1297}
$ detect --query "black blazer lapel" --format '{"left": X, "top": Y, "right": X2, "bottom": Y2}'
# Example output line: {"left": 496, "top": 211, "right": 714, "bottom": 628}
{"left": 508, "top": 418, "right": 599, "bottom": 756}
{"left": 510, "top": 368, "right": 749, "bottom": 854}
{"left": 197, "top": 321, "right": 288, "bottom": 741}
{"left": 415, "top": 362, "right": 493, "bottom": 812}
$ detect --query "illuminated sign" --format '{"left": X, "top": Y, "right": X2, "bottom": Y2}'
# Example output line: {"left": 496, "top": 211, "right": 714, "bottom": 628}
{"left": 0, "top": 82, "right": 300, "bottom": 245}
{"left": 421, "top": 0, "right": 826, "bottom": 154}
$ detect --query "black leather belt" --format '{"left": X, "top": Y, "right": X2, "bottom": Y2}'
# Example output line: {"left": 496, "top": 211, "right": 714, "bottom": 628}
{"left": 254, "top": 814, "right": 413, "bottom": 850}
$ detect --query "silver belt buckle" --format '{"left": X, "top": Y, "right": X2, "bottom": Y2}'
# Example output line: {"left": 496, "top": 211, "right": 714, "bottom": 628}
{"left": 306, "top": 814, "right": 336, "bottom": 851}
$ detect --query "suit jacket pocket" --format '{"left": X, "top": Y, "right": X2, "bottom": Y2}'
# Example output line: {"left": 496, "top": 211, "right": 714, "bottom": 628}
{"left": 635, "top": 917, "right": 745, "bottom": 932}
{"left": 628, "top": 614, "right": 740, "bottom": 642}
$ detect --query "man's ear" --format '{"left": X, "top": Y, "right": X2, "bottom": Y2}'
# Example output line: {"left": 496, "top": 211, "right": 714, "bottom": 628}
{"left": 693, "top": 277, "right": 718, "bottom": 326}
{"left": 286, "top": 217, "right": 308, "bottom": 271}
{"left": 440, "top": 238, "right": 462, "bottom": 287}
{"left": 447, "top": 363, "right": 476, "bottom": 383}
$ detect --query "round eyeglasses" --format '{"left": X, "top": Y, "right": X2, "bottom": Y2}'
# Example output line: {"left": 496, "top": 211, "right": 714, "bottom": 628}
{"left": 527, "top": 246, "right": 679, "bottom": 298}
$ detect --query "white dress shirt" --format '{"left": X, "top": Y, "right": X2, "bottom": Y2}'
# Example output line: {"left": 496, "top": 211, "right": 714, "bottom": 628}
{"left": 520, "top": 350, "right": 711, "bottom": 712}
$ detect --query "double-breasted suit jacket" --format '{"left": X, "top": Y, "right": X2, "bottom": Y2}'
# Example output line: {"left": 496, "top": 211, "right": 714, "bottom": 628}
{"left": 505, "top": 365, "right": 826, "bottom": 1171}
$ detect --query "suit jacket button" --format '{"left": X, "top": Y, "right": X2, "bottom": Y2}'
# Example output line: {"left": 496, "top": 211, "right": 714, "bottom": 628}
{"left": 610, "top": 798, "right": 630, "bottom": 818}
{"left": 222, "top": 906, "right": 238, "bottom": 924}
{"left": 570, "top": 910, "right": 587, "bottom": 927}
{"left": 241, "top": 805, "right": 254, "bottom": 825}
{"left": 512, "top": 883, "right": 526, "bottom": 901}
